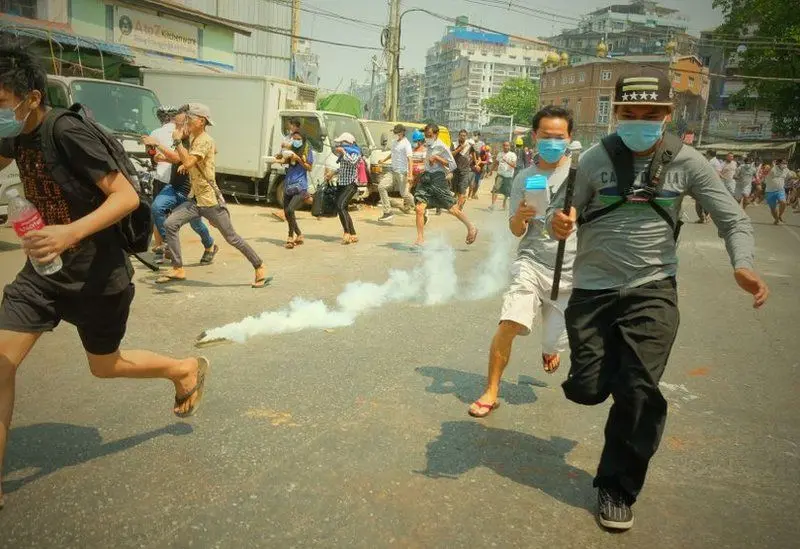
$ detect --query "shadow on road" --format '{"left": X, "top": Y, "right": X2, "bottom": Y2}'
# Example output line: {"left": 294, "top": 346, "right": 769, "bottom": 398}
{"left": 416, "top": 366, "right": 537, "bottom": 406}
{"left": 302, "top": 233, "right": 343, "bottom": 243}
{"left": 417, "top": 421, "right": 594, "bottom": 512}
{"left": 3, "top": 422, "right": 192, "bottom": 494}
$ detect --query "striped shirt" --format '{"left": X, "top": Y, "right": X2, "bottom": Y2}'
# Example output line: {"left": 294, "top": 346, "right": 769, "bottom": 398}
{"left": 424, "top": 139, "right": 457, "bottom": 174}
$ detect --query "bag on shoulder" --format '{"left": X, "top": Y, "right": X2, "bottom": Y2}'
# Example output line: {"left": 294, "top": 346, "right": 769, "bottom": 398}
{"left": 356, "top": 157, "right": 369, "bottom": 186}
{"left": 40, "top": 104, "right": 153, "bottom": 254}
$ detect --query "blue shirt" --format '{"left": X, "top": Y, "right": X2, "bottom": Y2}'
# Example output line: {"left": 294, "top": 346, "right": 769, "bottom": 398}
{"left": 285, "top": 148, "right": 313, "bottom": 194}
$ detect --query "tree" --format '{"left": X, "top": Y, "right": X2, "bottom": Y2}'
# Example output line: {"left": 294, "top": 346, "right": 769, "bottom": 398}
{"left": 481, "top": 78, "right": 540, "bottom": 126}
{"left": 713, "top": 0, "right": 800, "bottom": 136}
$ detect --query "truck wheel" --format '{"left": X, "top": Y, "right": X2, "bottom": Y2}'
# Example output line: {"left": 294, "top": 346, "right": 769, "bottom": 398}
{"left": 274, "top": 179, "right": 285, "bottom": 208}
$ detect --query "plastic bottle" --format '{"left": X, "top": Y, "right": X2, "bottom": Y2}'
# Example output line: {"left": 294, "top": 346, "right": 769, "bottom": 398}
{"left": 524, "top": 173, "right": 549, "bottom": 220}
{"left": 7, "top": 189, "right": 63, "bottom": 276}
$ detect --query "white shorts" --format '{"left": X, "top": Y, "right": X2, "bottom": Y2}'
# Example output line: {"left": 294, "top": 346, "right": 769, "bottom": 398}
{"left": 499, "top": 259, "right": 571, "bottom": 355}
{"left": 734, "top": 181, "right": 751, "bottom": 199}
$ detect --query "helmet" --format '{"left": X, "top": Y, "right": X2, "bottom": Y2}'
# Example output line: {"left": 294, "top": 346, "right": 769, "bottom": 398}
{"left": 515, "top": 136, "right": 524, "bottom": 146}
{"left": 411, "top": 129, "right": 424, "bottom": 143}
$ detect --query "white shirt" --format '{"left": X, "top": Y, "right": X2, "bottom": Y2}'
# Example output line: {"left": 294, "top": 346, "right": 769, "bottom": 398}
{"left": 720, "top": 160, "right": 737, "bottom": 181}
{"left": 150, "top": 122, "right": 175, "bottom": 183}
{"left": 764, "top": 166, "right": 789, "bottom": 192}
{"left": 498, "top": 151, "right": 517, "bottom": 178}
{"left": 709, "top": 157, "right": 723, "bottom": 175}
{"left": 390, "top": 137, "right": 413, "bottom": 173}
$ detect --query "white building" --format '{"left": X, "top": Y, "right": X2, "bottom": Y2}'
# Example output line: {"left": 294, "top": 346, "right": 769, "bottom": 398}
{"left": 424, "top": 17, "right": 550, "bottom": 131}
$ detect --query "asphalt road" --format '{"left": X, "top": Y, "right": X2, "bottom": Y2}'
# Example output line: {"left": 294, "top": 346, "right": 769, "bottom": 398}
{"left": 0, "top": 193, "right": 798, "bottom": 549}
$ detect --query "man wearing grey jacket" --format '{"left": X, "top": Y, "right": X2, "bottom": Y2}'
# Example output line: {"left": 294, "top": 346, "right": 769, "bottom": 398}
{"left": 548, "top": 69, "right": 769, "bottom": 532}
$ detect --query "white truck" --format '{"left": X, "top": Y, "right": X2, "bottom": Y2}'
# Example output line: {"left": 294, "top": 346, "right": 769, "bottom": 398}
{"left": 0, "top": 76, "right": 160, "bottom": 223}
{"left": 141, "top": 70, "right": 372, "bottom": 206}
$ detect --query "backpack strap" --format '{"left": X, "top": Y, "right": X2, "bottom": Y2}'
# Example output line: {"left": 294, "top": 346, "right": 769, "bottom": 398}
{"left": 577, "top": 135, "right": 630, "bottom": 225}
{"left": 578, "top": 132, "right": 685, "bottom": 241}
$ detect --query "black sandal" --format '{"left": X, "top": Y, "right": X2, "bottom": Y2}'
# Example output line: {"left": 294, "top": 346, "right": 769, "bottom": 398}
{"left": 174, "top": 357, "right": 210, "bottom": 418}
{"left": 199, "top": 244, "right": 219, "bottom": 265}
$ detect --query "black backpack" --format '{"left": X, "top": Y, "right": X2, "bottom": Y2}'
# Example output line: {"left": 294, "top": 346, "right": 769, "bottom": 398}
{"left": 39, "top": 104, "right": 153, "bottom": 254}
{"left": 578, "top": 133, "right": 684, "bottom": 241}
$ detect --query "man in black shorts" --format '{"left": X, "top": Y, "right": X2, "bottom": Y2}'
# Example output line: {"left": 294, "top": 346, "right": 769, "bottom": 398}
{"left": 451, "top": 129, "right": 477, "bottom": 210}
{"left": 0, "top": 48, "right": 209, "bottom": 510}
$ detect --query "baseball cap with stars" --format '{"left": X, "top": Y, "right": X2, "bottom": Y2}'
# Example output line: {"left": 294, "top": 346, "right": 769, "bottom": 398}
{"left": 612, "top": 67, "right": 674, "bottom": 107}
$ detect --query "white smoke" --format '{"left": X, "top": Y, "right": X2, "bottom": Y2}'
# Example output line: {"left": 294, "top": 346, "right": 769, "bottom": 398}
{"left": 199, "top": 225, "right": 516, "bottom": 345}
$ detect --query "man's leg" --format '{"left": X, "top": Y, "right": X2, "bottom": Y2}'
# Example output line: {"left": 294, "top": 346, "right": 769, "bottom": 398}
{"left": 414, "top": 202, "right": 427, "bottom": 245}
{"left": 163, "top": 201, "right": 201, "bottom": 279}
{"left": 595, "top": 279, "right": 678, "bottom": 507}
{"left": 175, "top": 192, "right": 215, "bottom": 250}
{"left": 778, "top": 199, "right": 787, "bottom": 222}
{"left": 199, "top": 205, "right": 266, "bottom": 283}
{"left": 152, "top": 185, "right": 180, "bottom": 242}
{"left": 541, "top": 290, "right": 570, "bottom": 373}
{"left": 377, "top": 171, "right": 394, "bottom": 217}
{"left": 0, "top": 330, "right": 41, "bottom": 507}
{"left": 447, "top": 204, "right": 478, "bottom": 244}
{"left": 395, "top": 172, "right": 414, "bottom": 212}
{"left": 467, "top": 321, "right": 525, "bottom": 416}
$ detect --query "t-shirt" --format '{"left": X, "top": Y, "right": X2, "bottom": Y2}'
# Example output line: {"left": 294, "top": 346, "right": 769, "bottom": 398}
{"left": 411, "top": 146, "right": 426, "bottom": 175}
{"left": 451, "top": 141, "right": 473, "bottom": 171}
{"left": 284, "top": 147, "right": 314, "bottom": 191}
{"left": 497, "top": 151, "right": 517, "bottom": 178}
{"left": 169, "top": 138, "right": 191, "bottom": 195}
{"left": 424, "top": 139, "right": 456, "bottom": 174}
{"left": 547, "top": 139, "right": 755, "bottom": 290}
{"left": 0, "top": 114, "right": 133, "bottom": 295}
{"left": 187, "top": 132, "right": 219, "bottom": 207}
{"left": 391, "top": 137, "right": 413, "bottom": 174}
{"left": 150, "top": 122, "right": 174, "bottom": 183}
{"left": 764, "top": 165, "right": 789, "bottom": 192}
{"left": 720, "top": 160, "right": 737, "bottom": 182}
{"left": 709, "top": 157, "right": 723, "bottom": 175}
{"left": 510, "top": 163, "right": 577, "bottom": 273}
{"left": 735, "top": 163, "right": 757, "bottom": 185}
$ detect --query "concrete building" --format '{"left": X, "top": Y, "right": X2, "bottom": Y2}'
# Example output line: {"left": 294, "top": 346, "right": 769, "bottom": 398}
{"left": 398, "top": 70, "right": 424, "bottom": 122}
{"left": 548, "top": 1, "right": 697, "bottom": 65}
{"left": 0, "top": 0, "right": 294, "bottom": 79}
{"left": 423, "top": 17, "right": 550, "bottom": 131}
{"left": 698, "top": 30, "right": 774, "bottom": 142}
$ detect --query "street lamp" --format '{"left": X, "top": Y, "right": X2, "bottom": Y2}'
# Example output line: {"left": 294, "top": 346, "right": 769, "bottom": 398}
{"left": 393, "top": 8, "right": 432, "bottom": 120}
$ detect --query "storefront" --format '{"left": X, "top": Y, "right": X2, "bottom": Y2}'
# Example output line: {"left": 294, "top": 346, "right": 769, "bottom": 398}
{"left": 1, "top": 0, "right": 250, "bottom": 80}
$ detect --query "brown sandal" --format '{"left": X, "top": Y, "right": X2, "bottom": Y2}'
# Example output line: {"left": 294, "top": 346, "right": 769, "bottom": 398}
{"left": 543, "top": 353, "right": 561, "bottom": 373}
{"left": 285, "top": 240, "right": 295, "bottom": 249}
{"left": 468, "top": 400, "right": 499, "bottom": 418}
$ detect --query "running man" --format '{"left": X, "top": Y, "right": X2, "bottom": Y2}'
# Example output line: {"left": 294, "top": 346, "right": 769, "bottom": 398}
{"left": 734, "top": 156, "right": 757, "bottom": 209}
{"left": 469, "top": 106, "right": 577, "bottom": 418}
{"left": 548, "top": 69, "right": 768, "bottom": 531}
{"left": 491, "top": 141, "right": 517, "bottom": 210}
{"left": 451, "top": 129, "right": 477, "bottom": 210}
{"left": 763, "top": 158, "right": 790, "bottom": 224}
{"left": 159, "top": 103, "right": 268, "bottom": 287}
{"left": 377, "top": 124, "right": 415, "bottom": 222}
{"left": 413, "top": 124, "right": 478, "bottom": 246}
{"left": 0, "top": 48, "right": 210, "bottom": 510}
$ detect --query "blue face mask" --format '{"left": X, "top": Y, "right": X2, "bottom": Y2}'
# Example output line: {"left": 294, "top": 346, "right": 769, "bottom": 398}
{"left": 616, "top": 120, "right": 664, "bottom": 152}
{"left": 0, "top": 100, "right": 27, "bottom": 138}
{"left": 292, "top": 139, "right": 303, "bottom": 148}
{"left": 536, "top": 138, "right": 568, "bottom": 164}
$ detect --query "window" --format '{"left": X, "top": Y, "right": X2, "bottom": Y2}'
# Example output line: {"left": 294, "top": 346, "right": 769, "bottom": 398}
{"left": 576, "top": 99, "right": 582, "bottom": 120}
{"left": 1, "top": 0, "right": 37, "bottom": 18}
{"left": 579, "top": 72, "right": 585, "bottom": 83}
{"left": 286, "top": 115, "right": 324, "bottom": 152}
{"left": 688, "top": 76, "right": 695, "bottom": 87}
{"left": 597, "top": 95, "right": 610, "bottom": 124}
{"left": 569, "top": 74, "right": 575, "bottom": 84}
{"left": 562, "top": 75, "right": 568, "bottom": 85}
{"left": 601, "top": 71, "right": 612, "bottom": 81}
{"left": 46, "top": 83, "right": 70, "bottom": 109}
{"left": 673, "top": 72, "right": 682, "bottom": 85}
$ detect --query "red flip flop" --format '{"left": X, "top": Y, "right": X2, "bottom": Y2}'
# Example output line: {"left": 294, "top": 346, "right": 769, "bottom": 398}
{"left": 468, "top": 400, "right": 499, "bottom": 418}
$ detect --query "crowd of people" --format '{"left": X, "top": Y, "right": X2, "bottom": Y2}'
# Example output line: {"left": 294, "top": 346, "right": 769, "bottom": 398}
{"left": 0, "top": 48, "right": 776, "bottom": 536}
{"left": 703, "top": 149, "right": 798, "bottom": 224}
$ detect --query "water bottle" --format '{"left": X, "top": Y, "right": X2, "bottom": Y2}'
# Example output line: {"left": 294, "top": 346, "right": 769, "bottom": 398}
{"left": 7, "top": 189, "right": 63, "bottom": 276}
{"left": 524, "top": 174, "right": 549, "bottom": 220}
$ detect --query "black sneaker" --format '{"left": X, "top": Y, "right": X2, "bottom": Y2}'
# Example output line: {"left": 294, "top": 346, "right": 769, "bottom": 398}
{"left": 378, "top": 212, "right": 395, "bottom": 222}
{"left": 597, "top": 487, "right": 634, "bottom": 531}
{"left": 199, "top": 244, "right": 219, "bottom": 265}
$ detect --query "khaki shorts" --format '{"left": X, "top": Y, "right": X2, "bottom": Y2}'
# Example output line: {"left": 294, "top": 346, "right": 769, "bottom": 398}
{"left": 500, "top": 259, "right": 571, "bottom": 354}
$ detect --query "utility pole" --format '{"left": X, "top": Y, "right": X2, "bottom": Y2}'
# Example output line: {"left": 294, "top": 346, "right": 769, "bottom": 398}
{"left": 369, "top": 55, "right": 378, "bottom": 118}
{"left": 291, "top": 0, "right": 301, "bottom": 55}
{"left": 384, "top": 0, "right": 400, "bottom": 120}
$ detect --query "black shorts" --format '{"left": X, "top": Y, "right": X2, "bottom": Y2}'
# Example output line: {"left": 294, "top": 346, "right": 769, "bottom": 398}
{"left": 494, "top": 175, "right": 513, "bottom": 197}
{"left": 0, "top": 276, "right": 134, "bottom": 355}
{"left": 452, "top": 169, "right": 473, "bottom": 195}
